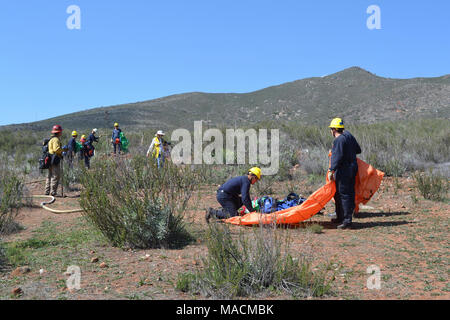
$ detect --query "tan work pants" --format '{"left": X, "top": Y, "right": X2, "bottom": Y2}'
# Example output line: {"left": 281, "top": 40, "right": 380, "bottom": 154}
{"left": 45, "top": 162, "right": 61, "bottom": 196}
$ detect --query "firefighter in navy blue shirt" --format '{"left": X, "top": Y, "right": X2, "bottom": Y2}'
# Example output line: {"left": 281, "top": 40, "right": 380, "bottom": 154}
{"left": 206, "top": 167, "right": 262, "bottom": 222}
{"left": 67, "top": 130, "right": 78, "bottom": 168}
{"left": 111, "top": 123, "right": 122, "bottom": 155}
{"left": 87, "top": 128, "right": 99, "bottom": 158}
{"left": 328, "top": 118, "right": 361, "bottom": 229}
{"left": 88, "top": 128, "right": 99, "bottom": 145}
{"left": 80, "top": 135, "right": 93, "bottom": 169}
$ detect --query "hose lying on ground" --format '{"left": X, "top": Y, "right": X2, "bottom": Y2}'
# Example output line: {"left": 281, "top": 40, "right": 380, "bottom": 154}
{"left": 24, "top": 180, "right": 84, "bottom": 214}
{"left": 29, "top": 195, "right": 84, "bottom": 214}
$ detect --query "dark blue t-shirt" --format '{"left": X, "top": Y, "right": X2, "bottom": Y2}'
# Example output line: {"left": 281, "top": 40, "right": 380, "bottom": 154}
{"left": 88, "top": 133, "right": 99, "bottom": 144}
{"left": 68, "top": 137, "right": 77, "bottom": 152}
{"left": 219, "top": 175, "right": 254, "bottom": 212}
{"left": 330, "top": 131, "right": 361, "bottom": 171}
{"left": 112, "top": 128, "right": 122, "bottom": 140}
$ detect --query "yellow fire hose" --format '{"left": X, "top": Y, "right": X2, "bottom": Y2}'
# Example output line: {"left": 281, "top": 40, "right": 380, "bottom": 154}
{"left": 25, "top": 181, "right": 84, "bottom": 214}
{"left": 30, "top": 195, "right": 84, "bottom": 214}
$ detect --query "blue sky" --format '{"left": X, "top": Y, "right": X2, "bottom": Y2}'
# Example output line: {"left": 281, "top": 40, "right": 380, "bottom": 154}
{"left": 1, "top": 0, "right": 449, "bottom": 125}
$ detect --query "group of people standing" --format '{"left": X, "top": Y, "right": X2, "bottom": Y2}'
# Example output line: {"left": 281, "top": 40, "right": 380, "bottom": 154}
{"left": 67, "top": 128, "right": 99, "bottom": 169}
{"left": 43, "top": 125, "right": 97, "bottom": 196}
{"left": 43, "top": 123, "right": 172, "bottom": 196}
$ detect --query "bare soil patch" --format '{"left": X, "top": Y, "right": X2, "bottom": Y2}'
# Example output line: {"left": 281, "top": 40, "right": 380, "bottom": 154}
{"left": 1, "top": 177, "right": 449, "bottom": 300}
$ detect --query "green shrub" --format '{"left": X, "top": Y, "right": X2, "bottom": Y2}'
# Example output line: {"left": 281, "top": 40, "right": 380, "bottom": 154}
{"left": 413, "top": 171, "right": 449, "bottom": 202}
{"left": 176, "top": 272, "right": 197, "bottom": 293}
{"left": 0, "top": 243, "right": 6, "bottom": 272}
{"left": 305, "top": 223, "right": 323, "bottom": 234}
{"left": 177, "top": 223, "right": 335, "bottom": 299}
{"left": 0, "top": 165, "right": 26, "bottom": 235}
{"left": 62, "top": 162, "right": 86, "bottom": 191}
{"left": 79, "top": 156, "right": 198, "bottom": 249}
{"left": 254, "top": 174, "right": 275, "bottom": 196}
{"left": 281, "top": 119, "right": 449, "bottom": 178}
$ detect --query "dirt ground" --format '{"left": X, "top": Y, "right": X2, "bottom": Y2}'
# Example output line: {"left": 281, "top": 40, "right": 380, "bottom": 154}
{"left": 1, "top": 176, "right": 449, "bottom": 300}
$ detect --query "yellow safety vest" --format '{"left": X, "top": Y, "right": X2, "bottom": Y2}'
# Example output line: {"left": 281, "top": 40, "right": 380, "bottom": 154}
{"left": 152, "top": 136, "right": 162, "bottom": 159}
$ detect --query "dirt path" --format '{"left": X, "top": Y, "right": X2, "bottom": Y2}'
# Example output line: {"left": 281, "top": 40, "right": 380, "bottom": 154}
{"left": 1, "top": 177, "right": 449, "bottom": 300}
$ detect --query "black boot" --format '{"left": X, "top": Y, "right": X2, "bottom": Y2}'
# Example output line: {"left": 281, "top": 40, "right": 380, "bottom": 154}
{"left": 337, "top": 222, "right": 353, "bottom": 230}
{"left": 331, "top": 218, "right": 342, "bottom": 224}
{"left": 205, "top": 208, "right": 213, "bottom": 223}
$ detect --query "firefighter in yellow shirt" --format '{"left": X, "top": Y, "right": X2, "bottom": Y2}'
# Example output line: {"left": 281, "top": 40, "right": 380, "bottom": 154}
{"left": 45, "top": 125, "right": 66, "bottom": 196}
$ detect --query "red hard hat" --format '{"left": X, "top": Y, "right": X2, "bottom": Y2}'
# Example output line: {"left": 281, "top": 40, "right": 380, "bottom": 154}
{"left": 51, "top": 125, "right": 63, "bottom": 133}
{"left": 115, "top": 138, "right": 120, "bottom": 144}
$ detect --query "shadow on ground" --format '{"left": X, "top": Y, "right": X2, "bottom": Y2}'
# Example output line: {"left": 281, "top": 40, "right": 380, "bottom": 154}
{"left": 354, "top": 211, "right": 411, "bottom": 219}
{"left": 351, "top": 220, "right": 413, "bottom": 229}
{"left": 294, "top": 219, "right": 413, "bottom": 230}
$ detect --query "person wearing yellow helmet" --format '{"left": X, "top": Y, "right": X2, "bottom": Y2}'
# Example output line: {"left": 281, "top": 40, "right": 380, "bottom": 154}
{"left": 80, "top": 135, "right": 94, "bottom": 169}
{"left": 328, "top": 118, "right": 361, "bottom": 229}
{"left": 111, "top": 123, "right": 122, "bottom": 155}
{"left": 66, "top": 130, "right": 78, "bottom": 168}
{"left": 205, "top": 167, "right": 261, "bottom": 222}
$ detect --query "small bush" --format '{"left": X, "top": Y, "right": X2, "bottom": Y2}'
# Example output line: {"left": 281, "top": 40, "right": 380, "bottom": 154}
{"left": 0, "top": 243, "right": 7, "bottom": 272}
{"left": 2, "top": 242, "right": 30, "bottom": 267}
{"left": 176, "top": 272, "right": 197, "bottom": 293}
{"left": 413, "top": 171, "right": 449, "bottom": 202}
{"left": 62, "top": 162, "right": 86, "bottom": 191}
{"left": 305, "top": 223, "right": 323, "bottom": 234}
{"left": 80, "top": 156, "right": 198, "bottom": 249}
{"left": 178, "top": 223, "right": 335, "bottom": 299}
{"left": 0, "top": 164, "right": 26, "bottom": 235}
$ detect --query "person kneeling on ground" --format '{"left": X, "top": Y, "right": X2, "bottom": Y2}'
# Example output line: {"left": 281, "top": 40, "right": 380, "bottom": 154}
{"left": 206, "top": 167, "right": 261, "bottom": 222}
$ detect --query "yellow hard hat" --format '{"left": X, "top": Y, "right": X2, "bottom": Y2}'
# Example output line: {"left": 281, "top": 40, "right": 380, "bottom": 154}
{"left": 72, "top": 131, "right": 78, "bottom": 137}
{"left": 248, "top": 167, "right": 262, "bottom": 180}
{"left": 114, "top": 122, "right": 119, "bottom": 127}
{"left": 329, "top": 118, "right": 345, "bottom": 129}
{"left": 81, "top": 135, "right": 86, "bottom": 139}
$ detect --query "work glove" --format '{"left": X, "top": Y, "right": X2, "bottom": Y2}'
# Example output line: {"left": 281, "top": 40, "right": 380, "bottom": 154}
{"left": 327, "top": 170, "right": 335, "bottom": 181}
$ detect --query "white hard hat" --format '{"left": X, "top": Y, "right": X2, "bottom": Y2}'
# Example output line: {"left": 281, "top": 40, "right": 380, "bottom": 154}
{"left": 93, "top": 128, "right": 98, "bottom": 133}
{"left": 156, "top": 130, "right": 165, "bottom": 136}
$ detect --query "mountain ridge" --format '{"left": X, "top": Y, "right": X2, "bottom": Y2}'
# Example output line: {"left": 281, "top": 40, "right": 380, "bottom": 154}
{"left": 2, "top": 67, "right": 449, "bottom": 132}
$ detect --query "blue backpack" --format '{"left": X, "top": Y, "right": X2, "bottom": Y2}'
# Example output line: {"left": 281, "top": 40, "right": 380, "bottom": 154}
{"left": 258, "top": 197, "right": 278, "bottom": 213}
{"left": 277, "top": 193, "right": 306, "bottom": 210}
{"left": 257, "top": 193, "right": 307, "bottom": 214}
